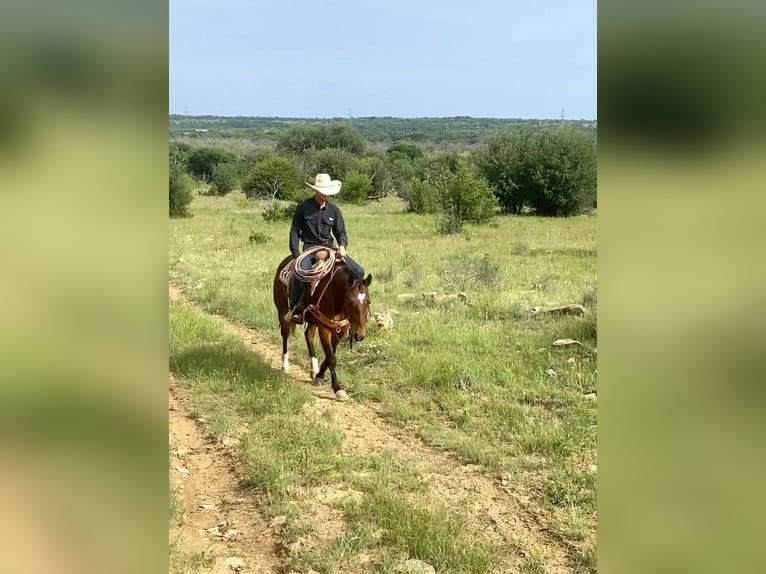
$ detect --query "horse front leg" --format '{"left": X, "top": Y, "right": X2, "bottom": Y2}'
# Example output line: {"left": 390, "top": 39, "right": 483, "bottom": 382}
{"left": 304, "top": 323, "right": 320, "bottom": 380}
{"left": 279, "top": 313, "right": 291, "bottom": 373}
{"left": 316, "top": 328, "right": 346, "bottom": 400}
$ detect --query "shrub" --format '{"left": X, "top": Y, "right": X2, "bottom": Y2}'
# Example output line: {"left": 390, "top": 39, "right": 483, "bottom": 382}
{"left": 242, "top": 155, "right": 301, "bottom": 200}
{"left": 169, "top": 158, "right": 193, "bottom": 217}
{"left": 478, "top": 127, "right": 596, "bottom": 216}
{"left": 386, "top": 143, "right": 423, "bottom": 162}
{"left": 404, "top": 177, "right": 438, "bottom": 214}
{"left": 526, "top": 127, "right": 597, "bottom": 216}
{"left": 248, "top": 231, "right": 271, "bottom": 244}
{"left": 209, "top": 162, "right": 238, "bottom": 196}
{"left": 434, "top": 161, "right": 497, "bottom": 234}
{"left": 338, "top": 170, "right": 371, "bottom": 204}
{"left": 277, "top": 122, "right": 365, "bottom": 155}
{"left": 186, "top": 146, "right": 235, "bottom": 182}
{"left": 302, "top": 148, "right": 359, "bottom": 181}
{"left": 440, "top": 254, "right": 501, "bottom": 291}
{"left": 261, "top": 201, "right": 297, "bottom": 222}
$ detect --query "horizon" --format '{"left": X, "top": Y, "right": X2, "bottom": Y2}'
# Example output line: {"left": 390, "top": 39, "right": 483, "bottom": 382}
{"left": 170, "top": 113, "right": 596, "bottom": 121}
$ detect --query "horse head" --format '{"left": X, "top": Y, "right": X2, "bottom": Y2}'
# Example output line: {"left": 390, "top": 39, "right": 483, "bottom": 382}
{"left": 343, "top": 270, "right": 373, "bottom": 343}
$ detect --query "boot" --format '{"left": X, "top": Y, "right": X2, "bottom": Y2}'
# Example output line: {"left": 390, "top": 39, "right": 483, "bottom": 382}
{"left": 284, "top": 282, "right": 306, "bottom": 324}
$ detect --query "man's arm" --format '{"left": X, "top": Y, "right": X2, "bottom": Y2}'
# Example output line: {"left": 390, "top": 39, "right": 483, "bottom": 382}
{"left": 332, "top": 205, "right": 348, "bottom": 250}
{"left": 289, "top": 204, "right": 302, "bottom": 257}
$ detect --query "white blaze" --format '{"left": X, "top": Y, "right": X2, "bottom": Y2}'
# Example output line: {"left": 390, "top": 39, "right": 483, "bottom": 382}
{"left": 310, "top": 357, "right": 319, "bottom": 376}
{"left": 357, "top": 292, "right": 366, "bottom": 304}
{"left": 282, "top": 353, "right": 289, "bottom": 372}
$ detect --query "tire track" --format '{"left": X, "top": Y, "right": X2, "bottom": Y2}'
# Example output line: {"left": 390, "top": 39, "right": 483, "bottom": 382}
{"left": 169, "top": 374, "right": 283, "bottom": 573}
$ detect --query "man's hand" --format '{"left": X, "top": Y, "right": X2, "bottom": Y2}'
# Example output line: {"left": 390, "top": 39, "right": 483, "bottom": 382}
{"left": 337, "top": 245, "right": 347, "bottom": 259}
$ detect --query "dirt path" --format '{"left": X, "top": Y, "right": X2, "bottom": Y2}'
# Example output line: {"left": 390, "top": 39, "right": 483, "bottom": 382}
{"left": 169, "top": 374, "right": 283, "bottom": 573}
{"left": 169, "top": 283, "right": 578, "bottom": 573}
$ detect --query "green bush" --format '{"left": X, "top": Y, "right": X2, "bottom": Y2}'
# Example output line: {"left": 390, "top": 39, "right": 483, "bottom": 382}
{"left": 386, "top": 143, "right": 423, "bottom": 162}
{"left": 248, "top": 231, "right": 272, "bottom": 244}
{"left": 261, "top": 201, "right": 297, "bottom": 222}
{"left": 209, "top": 162, "right": 238, "bottom": 196}
{"left": 478, "top": 127, "right": 596, "bottom": 216}
{"left": 338, "top": 170, "right": 370, "bottom": 204}
{"left": 169, "top": 158, "right": 193, "bottom": 217}
{"left": 440, "top": 254, "right": 501, "bottom": 291}
{"left": 404, "top": 177, "right": 438, "bottom": 214}
{"left": 434, "top": 161, "right": 497, "bottom": 234}
{"left": 302, "top": 148, "right": 359, "bottom": 181}
{"left": 186, "top": 146, "right": 235, "bottom": 182}
{"left": 277, "top": 122, "right": 365, "bottom": 155}
{"left": 242, "top": 155, "right": 301, "bottom": 200}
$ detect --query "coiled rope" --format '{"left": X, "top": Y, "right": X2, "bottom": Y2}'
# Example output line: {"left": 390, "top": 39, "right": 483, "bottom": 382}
{"left": 293, "top": 245, "right": 337, "bottom": 282}
{"left": 293, "top": 245, "right": 349, "bottom": 332}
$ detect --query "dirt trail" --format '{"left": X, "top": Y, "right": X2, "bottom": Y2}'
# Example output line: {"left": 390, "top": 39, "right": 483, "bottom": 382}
{"left": 169, "top": 374, "right": 282, "bottom": 573}
{"left": 169, "top": 283, "right": 578, "bottom": 573}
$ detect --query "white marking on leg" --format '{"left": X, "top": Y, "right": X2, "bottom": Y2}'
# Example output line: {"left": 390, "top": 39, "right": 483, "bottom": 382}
{"left": 282, "top": 353, "right": 289, "bottom": 373}
{"left": 310, "top": 357, "right": 319, "bottom": 377}
{"left": 357, "top": 292, "right": 366, "bottom": 304}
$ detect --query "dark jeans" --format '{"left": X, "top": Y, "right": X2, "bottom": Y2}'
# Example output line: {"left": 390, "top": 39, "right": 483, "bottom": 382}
{"left": 288, "top": 251, "right": 365, "bottom": 309}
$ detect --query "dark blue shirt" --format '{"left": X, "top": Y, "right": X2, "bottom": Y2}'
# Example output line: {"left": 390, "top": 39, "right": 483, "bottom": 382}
{"left": 289, "top": 198, "right": 348, "bottom": 257}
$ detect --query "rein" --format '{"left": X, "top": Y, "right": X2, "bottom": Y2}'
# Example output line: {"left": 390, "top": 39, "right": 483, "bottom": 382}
{"left": 304, "top": 266, "right": 370, "bottom": 334}
{"left": 305, "top": 265, "right": 349, "bottom": 333}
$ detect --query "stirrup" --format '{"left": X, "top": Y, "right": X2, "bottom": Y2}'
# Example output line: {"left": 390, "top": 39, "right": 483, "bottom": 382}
{"left": 285, "top": 306, "right": 304, "bottom": 325}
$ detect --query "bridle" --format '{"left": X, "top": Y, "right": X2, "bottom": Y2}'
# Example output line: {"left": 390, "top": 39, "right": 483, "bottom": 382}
{"left": 304, "top": 266, "right": 370, "bottom": 335}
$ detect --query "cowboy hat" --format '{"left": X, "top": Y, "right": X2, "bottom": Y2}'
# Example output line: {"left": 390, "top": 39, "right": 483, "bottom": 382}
{"left": 305, "top": 173, "right": 342, "bottom": 196}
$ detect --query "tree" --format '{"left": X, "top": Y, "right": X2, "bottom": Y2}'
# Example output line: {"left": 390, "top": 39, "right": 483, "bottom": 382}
{"left": 525, "top": 127, "right": 596, "bottom": 216}
{"left": 338, "top": 170, "right": 372, "bottom": 204}
{"left": 169, "top": 158, "right": 193, "bottom": 217}
{"left": 434, "top": 160, "right": 497, "bottom": 234}
{"left": 386, "top": 143, "right": 423, "bottom": 162}
{"left": 242, "top": 155, "right": 302, "bottom": 200}
{"left": 301, "top": 148, "right": 359, "bottom": 181}
{"left": 186, "top": 146, "right": 235, "bottom": 182}
{"left": 209, "top": 162, "right": 238, "bottom": 196}
{"left": 398, "top": 151, "right": 464, "bottom": 214}
{"left": 478, "top": 127, "right": 596, "bottom": 216}
{"left": 404, "top": 177, "right": 438, "bottom": 214}
{"left": 277, "top": 122, "right": 365, "bottom": 155}
{"left": 475, "top": 130, "right": 534, "bottom": 214}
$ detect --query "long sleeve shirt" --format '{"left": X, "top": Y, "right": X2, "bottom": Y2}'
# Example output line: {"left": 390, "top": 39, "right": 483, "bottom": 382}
{"left": 288, "top": 198, "right": 348, "bottom": 257}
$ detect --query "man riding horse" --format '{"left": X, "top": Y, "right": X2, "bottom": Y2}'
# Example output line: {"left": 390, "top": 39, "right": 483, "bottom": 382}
{"left": 284, "top": 173, "right": 366, "bottom": 324}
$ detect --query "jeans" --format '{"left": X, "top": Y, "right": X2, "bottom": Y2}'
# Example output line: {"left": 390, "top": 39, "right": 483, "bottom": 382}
{"left": 288, "top": 251, "right": 366, "bottom": 309}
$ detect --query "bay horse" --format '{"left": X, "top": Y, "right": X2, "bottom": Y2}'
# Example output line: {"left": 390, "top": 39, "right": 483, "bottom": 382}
{"left": 273, "top": 254, "right": 372, "bottom": 399}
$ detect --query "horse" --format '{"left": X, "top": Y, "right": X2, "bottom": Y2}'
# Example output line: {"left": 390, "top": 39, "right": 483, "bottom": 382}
{"left": 273, "top": 254, "right": 372, "bottom": 399}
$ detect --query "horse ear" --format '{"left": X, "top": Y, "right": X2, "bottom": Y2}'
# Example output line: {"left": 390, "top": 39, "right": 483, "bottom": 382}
{"left": 364, "top": 274, "right": 373, "bottom": 287}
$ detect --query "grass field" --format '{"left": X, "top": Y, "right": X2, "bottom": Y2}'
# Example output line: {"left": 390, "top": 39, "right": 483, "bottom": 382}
{"left": 169, "top": 191, "right": 597, "bottom": 571}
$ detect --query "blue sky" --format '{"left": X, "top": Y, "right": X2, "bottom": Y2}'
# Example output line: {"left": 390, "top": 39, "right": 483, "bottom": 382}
{"left": 170, "top": 0, "right": 596, "bottom": 119}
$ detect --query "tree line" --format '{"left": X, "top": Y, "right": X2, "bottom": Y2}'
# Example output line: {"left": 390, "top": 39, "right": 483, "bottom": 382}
{"left": 169, "top": 121, "right": 597, "bottom": 232}
{"left": 170, "top": 115, "right": 596, "bottom": 144}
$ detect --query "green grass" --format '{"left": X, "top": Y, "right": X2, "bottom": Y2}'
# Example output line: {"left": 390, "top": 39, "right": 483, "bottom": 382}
{"left": 170, "top": 299, "right": 506, "bottom": 572}
{"left": 342, "top": 491, "right": 493, "bottom": 574}
{"left": 168, "top": 542, "right": 212, "bottom": 574}
{"left": 170, "top": 192, "right": 597, "bottom": 555}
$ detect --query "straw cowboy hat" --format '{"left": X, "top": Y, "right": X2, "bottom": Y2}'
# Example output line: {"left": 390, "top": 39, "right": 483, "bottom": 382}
{"left": 305, "top": 173, "right": 342, "bottom": 196}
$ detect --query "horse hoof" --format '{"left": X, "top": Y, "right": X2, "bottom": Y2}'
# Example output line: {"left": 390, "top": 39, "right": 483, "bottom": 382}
{"left": 335, "top": 390, "right": 348, "bottom": 401}
{"left": 311, "top": 377, "right": 323, "bottom": 386}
